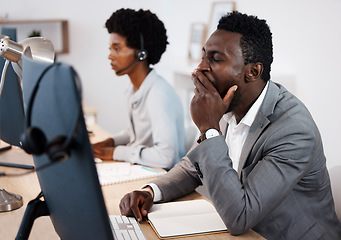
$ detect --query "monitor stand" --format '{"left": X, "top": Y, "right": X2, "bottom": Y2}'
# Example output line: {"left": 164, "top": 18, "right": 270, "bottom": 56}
{"left": 16, "top": 192, "right": 50, "bottom": 240}
{"left": 0, "top": 140, "right": 23, "bottom": 214}
{"left": 0, "top": 189, "right": 23, "bottom": 212}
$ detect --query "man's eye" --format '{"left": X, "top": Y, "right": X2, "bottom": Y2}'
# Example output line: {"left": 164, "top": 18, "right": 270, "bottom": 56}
{"left": 212, "top": 58, "right": 222, "bottom": 62}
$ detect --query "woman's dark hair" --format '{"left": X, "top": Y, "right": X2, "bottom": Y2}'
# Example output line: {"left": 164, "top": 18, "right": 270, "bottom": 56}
{"left": 218, "top": 11, "right": 273, "bottom": 81}
{"left": 105, "top": 8, "right": 168, "bottom": 65}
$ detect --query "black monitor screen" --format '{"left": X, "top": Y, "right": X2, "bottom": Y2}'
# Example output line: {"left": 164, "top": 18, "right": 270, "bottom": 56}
{"left": 21, "top": 55, "right": 113, "bottom": 239}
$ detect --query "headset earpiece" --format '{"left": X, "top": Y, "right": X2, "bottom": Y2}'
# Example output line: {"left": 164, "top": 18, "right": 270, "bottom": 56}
{"left": 47, "top": 135, "right": 70, "bottom": 162}
{"left": 136, "top": 49, "right": 148, "bottom": 61}
{"left": 20, "top": 63, "right": 81, "bottom": 163}
{"left": 21, "top": 130, "right": 70, "bottom": 162}
{"left": 136, "top": 32, "right": 148, "bottom": 61}
{"left": 20, "top": 127, "right": 47, "bottom": 155}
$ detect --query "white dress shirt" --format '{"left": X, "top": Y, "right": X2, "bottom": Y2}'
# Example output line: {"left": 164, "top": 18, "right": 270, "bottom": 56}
{"left": 224, "top": 81, "right": 269, "bottom": 171}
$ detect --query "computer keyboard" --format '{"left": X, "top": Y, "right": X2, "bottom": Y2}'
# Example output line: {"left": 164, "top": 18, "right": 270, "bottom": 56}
{"left": 109, "top": 215, "right": 147, "bottom": 240}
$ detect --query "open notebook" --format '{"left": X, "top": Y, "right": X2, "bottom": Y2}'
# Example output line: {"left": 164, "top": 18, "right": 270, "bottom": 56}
{"left": 96, "top": 162, "right": 166, "bottom": 186}
{"left": 147, "top": 199, "right": 228, "bottom": 239}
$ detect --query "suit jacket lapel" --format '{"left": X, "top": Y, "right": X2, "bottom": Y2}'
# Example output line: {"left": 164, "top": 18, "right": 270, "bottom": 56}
{"left": 237, "top": 112, "right": 270, "bottom": 177}
{"left": 237, "top": 81, "right": 281, "bottom": 177}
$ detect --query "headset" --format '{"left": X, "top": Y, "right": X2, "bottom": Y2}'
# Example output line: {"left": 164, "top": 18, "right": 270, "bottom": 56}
{"left": 116, "top": 32, "right": 148, "bottom": 74}
{"left": 20, "top": 63, "right": 82, "bottom": 163}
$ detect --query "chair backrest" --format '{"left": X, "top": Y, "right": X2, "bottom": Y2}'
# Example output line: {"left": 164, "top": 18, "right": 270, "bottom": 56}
{"left": 329, "top": 165, "right": 341, "bottom": 221}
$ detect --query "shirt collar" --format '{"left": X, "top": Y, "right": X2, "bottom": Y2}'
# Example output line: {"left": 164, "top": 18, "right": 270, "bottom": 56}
{"left": 223, "top": 81, "right": 269, "bottom": 127}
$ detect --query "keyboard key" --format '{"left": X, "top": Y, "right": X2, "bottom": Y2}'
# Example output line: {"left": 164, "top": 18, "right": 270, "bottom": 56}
{"left": 109, "top": 215, "right": 146, "bottom": 240}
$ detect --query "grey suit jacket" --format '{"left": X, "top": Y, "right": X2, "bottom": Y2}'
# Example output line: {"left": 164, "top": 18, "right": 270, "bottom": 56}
{"left": 151, "top": 81, "right": 341, "bottom": 240}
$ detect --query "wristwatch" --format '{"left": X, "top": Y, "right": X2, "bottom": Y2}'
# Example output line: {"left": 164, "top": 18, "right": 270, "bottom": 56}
{"left": 197, "top": 128, "right": 222, "bottom": 143}
{"left": 205, "top": 129, "right": 220, "bottom": 139}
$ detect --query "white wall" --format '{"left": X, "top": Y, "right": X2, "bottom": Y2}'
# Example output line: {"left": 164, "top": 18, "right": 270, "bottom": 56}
{"left": 2, "top": 0, "right": 341, "bottom": 169}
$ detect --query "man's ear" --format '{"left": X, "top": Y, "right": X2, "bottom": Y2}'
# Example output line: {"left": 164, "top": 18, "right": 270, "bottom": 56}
{"left": 245, "top": 63, "right": 263, "bottom": 82}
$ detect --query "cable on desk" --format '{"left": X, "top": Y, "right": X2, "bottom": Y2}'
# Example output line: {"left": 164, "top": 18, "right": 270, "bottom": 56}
{"left": 0, "top": 161, "right": 56, "bottom": 177}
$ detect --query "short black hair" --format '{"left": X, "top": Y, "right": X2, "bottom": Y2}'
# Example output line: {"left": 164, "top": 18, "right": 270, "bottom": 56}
{"left": 218, "top": 11, "right": 273, "bottom": 81}
{"left": 105, "top": 8, "right": 168, "bottom": 65}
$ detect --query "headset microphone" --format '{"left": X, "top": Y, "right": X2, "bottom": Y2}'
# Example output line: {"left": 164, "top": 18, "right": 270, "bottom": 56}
{"left": 116, "top": 58, "right": 139, "bottom": 74}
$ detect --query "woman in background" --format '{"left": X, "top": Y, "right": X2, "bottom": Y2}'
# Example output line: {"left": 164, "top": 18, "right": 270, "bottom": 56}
{"left": 92, "top": 8, "right": 186, "bottom": 170}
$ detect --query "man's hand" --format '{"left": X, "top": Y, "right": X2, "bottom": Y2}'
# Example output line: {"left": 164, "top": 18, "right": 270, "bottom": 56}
{"left": 92, "top": 138, "right": 115, "bottom": 160}
{"left": 119, "top": 190, "right": 154, "bottom": 222}
{"left": 190, "top": 70, "right": 237, "bottom": 133}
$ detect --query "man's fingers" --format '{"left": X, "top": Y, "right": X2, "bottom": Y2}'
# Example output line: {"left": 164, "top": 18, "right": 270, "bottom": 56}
{"left": 194, "top": 71, "right": 218, "bottom": 93}
{"left": 119, "top": 192, "right": 143, "bottom": 221}
{"left": 119, "top": 194, "right": 133, "bottom": 216}
{"left": 191, "top": 72, "right": 207, "bottom": 93}
{"left": 140, "top": 198, "right": 153, "bottom": 217}
{"left": 222, "top": 85, "right": 238, "bottom": 106}
{"left": 191, "top": 70, "right": 217, "bottom": 94}
{"left": 130, "top": 193, "right": 144, "bottom": 222}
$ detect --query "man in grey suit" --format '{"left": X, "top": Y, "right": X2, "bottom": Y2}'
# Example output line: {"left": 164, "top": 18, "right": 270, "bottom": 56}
{"left": 119, "top": 11, "right": 341, "bottom": 239}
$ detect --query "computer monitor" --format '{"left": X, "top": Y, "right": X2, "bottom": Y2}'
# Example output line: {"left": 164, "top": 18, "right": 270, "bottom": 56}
{"left": 0, "top": 27, "right": 25, "bottom": 147}
{"left": 18, "top": 55, "right": 114, "bottom": 239}
{"left": 0, "top": 28, "right": 26, "bottom": 214}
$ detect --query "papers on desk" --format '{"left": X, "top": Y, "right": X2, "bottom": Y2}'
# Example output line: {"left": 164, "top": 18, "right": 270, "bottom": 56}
{"left": 147, "top": 199, "right": 228, "bottom": 239}
{"left": 95, "top": 162, "right": 166, "bottom": 186}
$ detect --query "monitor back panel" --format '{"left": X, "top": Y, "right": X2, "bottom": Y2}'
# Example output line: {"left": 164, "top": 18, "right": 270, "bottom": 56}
{"left": 0, "top": 27, "right": 25, "bottom": 146}
{"left": 22, "top": 56, "right": 114, "bottom": 240}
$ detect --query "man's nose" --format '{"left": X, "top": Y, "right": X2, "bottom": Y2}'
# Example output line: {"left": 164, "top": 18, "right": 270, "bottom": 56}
{"left": 197, "top": 58, "right": 209, "bottom": 72}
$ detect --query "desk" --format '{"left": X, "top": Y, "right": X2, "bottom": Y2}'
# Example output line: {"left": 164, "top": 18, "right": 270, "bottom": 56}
{"left": 0, "top": 125, "right": 265, "bottom": 240}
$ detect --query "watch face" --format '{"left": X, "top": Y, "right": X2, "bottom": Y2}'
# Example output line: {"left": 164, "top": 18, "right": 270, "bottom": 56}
{"left": 205, "top": 129, "right": 220, "bottom": 139}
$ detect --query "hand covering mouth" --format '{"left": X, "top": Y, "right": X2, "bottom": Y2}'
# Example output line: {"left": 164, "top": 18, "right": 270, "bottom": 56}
{"left": 202, "top": 72, "right": 218, "bottom": 91}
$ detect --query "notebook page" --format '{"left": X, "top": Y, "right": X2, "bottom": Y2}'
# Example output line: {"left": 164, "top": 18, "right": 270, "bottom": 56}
{"left": 96, "top": 162, "right": 165, "bottom": 186}
{"left": 148, "top": 199, "right": 216, "bottom": 218}
{"left": 147, "top": 199, "right": 227, "bottom": 238}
